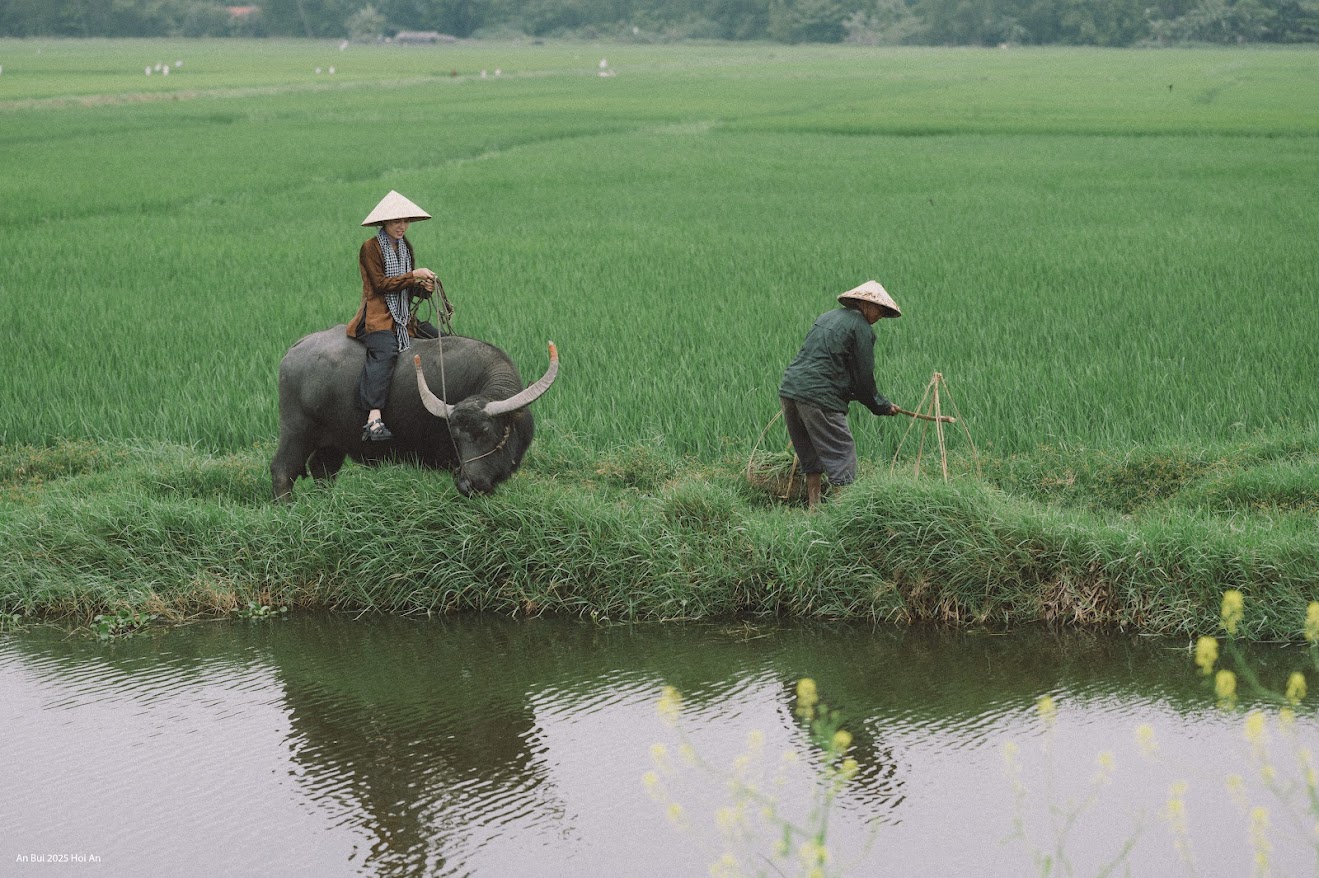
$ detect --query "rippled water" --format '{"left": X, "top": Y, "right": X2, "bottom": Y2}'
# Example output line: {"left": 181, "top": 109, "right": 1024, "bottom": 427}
{"left": 2, "top": 615, "right": 1315, "bottom": 877}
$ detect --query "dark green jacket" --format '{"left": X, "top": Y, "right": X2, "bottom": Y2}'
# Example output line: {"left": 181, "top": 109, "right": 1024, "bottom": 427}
{"left": 779, "top": 306, "right": 892, "bottom": 416}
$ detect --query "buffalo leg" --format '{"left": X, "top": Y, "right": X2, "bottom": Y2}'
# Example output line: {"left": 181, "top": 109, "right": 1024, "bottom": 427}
{"left": 270, "top": 435, "right": 310, "bottom": 501}
{"left": 308, "top": 446, "right": 347, "bottom": 484}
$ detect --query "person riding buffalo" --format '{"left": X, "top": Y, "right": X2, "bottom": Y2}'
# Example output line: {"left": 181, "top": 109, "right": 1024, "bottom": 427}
{"left": 779, "top": 280, "right": 902, "bottom": 510}
{"left": 348, "top": 190, "right": 452, "bottom": 442}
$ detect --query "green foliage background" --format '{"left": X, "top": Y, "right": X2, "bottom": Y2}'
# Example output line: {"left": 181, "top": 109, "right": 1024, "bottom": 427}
{"left": 2, "top": 0, "right": 1318, "bottom": 45}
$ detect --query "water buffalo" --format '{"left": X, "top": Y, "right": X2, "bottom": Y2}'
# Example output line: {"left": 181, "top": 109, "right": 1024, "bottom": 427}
{"left": 271, "top": 325, "right": 558, "bottom": 500}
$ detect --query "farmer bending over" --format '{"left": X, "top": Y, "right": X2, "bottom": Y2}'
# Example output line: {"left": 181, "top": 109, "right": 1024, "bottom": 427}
{"left": 779, "top": 280, "right": 901, "bottom": 509}
{"left": 348, "top": 190, "right": 451, "bottom": 442}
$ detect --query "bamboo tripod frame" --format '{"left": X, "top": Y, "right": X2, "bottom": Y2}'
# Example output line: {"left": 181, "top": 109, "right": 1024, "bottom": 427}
{"left": 889, "top": 371, "right": 979, "bottom": 481}
{"left": 746, "top": 372, "right": 978, "bottom": 500}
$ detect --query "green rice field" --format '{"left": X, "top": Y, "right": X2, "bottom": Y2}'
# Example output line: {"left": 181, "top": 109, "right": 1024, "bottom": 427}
{"left": 2, "top": 39, "right": 1317, "bottom": 635}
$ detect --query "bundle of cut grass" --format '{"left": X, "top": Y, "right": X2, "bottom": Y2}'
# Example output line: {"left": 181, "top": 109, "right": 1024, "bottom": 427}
{"left": 745, "top": 449, "right": 806, "bottom": 504}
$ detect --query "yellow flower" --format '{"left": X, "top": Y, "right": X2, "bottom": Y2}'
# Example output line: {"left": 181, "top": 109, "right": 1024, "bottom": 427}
{"left": 1244, "top": 711, "right": 1267, "bottom": 747}
{"left": 1194, "top": 636, "right": 1219, "bottom": 676}
{"left": 1286, "top": 671, "right": 1307, "bottom": 705}
{"left": 651, "top": 742, "right": 669, "bottom": 766}
{"left": 1092, "top": 751, "right": 1116, "bottom": 786}
{"left": 1136, "top": 724, "right": 1158, "bottom": 757}
{"left": 642, "top": 770, "right": 661, "bottom": 796}
{"left": 1215, "top": 669, "right": 1237, "bottom": 704}
{"left": 715, "top": 805, "right": 740, "bottom": 836}
{"left": 1165, "top": 781, "right": 1188, "bottom": 825}
{"left": 667, "top": 802, "right": 687, "bottom": 828}
{"left": 1301, "top": 748, "right": 1317, "bottom": 790}
{"left": 831, "top": 729, "right": 853, "bottom": 755}
{"left": 657, "top": 685, "right": 683, "bottom": 723}
{"left": 1221, "top": 590, "right": 1244, "bottom": 636}
{"left": 840, "top": 757, "right": 860, "bottom": 780}
{"left": 1167, "top": 780, "right": 1188, "bottom": 806}
{"left": 709, "top": 852, "right": 741, "bottom": 878}
{"left": 1037, "top": 695, "right": 1058, "bottom": 722}
{"left": 1165, "top": 782, "right": 1193, "bottom": 866}
{"left": 796, "top": 678, "right": 818, "bottom": 720}
{"left": 1305, "top": 602, "right": 1319, "bottom": 643}
{"left": 797, "top": 841, "right": 828, "bottom": 866}
{"left": 1226, "top": 773, "right": 1247, "bottom": 808}
{"left": 1249, "top": 806, "right": 1271, "bottom": 872}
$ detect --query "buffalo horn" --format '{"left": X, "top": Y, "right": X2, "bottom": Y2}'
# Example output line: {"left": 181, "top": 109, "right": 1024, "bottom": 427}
{"left": 413, "top": 354, "right": 454, "bottom": 419}
{"left": 483, "top": 342, "right": 559, "bottom": 417}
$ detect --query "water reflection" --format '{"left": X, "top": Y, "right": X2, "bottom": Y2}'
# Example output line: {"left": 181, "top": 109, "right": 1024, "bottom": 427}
{"left": 268, "top": 616, "right": 550, "bottom": 875}
{"left": 2, "top": 615, "right": 1314, "bottom": 876}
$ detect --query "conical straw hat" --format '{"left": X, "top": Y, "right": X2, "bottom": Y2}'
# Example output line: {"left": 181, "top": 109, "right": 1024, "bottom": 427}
{"left": 838, "top": 280, "right": 901, "bottom": 318}
{"left": 361, "top": 190, "right": 432, "bottom": 226}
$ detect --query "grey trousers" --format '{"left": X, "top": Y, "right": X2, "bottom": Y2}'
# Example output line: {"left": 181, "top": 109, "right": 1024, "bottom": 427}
{"left": 355, "top": 321, "right": 440, "bottom": 412}
{"left": 781, "top": 396, "right": 857, "bottom": 486}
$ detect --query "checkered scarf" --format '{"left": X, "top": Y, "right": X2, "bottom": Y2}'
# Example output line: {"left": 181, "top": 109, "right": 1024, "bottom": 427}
{"left": 376, "top": 228, "right": 414, "bottom": 352}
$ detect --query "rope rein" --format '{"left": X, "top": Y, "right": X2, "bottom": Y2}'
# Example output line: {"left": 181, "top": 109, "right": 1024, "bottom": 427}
{"left": 417, "top": 277, "right": 467, "bottom": 472}
{"left": 419, "top": 281, "right": 511, "bottom": 473}
{"left": 462, "top": 425, "right": 513, "bottom": 465}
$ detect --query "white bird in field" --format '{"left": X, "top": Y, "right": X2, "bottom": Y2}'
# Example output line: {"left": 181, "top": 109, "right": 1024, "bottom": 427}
{"left": 494, "top": 68, "right": 501, "bottom": 76}
{"left": 329, "top": 66, "right": 335, "bottom": 74}
{"left": 145, "top": 67, "right": 151, "bottom": 76}
{"left": 599, "top": 58, "right": 607, "bottom": 69}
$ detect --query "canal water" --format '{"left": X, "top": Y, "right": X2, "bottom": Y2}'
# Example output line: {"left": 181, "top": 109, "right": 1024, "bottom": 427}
{"left": 2, "top": 614, "right": 1315, "bottom": 877}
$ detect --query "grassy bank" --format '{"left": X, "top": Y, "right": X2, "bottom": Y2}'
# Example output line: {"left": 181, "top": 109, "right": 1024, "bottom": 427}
{"left": 3, "top": 436, "right": 1316, "bottom": 639}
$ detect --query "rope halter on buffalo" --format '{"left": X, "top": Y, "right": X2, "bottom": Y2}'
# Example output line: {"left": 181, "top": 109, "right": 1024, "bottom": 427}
{"left": 890, "top": 371, "right": 979, "bottom": 481}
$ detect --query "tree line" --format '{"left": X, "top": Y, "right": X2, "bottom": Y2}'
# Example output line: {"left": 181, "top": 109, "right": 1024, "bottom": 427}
{"left": 3, "top": 0, "right": 1316, "bottom": 45}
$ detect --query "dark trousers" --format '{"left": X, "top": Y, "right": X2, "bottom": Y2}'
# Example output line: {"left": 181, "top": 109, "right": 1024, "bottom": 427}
{"left": 355, "top": 321, "right": 440, "bottom": 412}
{"left": 781, "top": 396, "right": 858, "bottom": 486}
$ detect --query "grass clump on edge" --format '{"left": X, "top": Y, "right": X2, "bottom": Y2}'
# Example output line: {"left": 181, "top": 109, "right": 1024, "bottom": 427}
{"left": 2, "top": 436, "right": 1317, "bottom": 640}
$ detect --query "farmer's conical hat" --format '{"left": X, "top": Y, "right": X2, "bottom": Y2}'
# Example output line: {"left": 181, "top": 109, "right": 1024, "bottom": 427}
{"left": 361, "top": 190, "right": 432, "bottom": 226}
{"left": 838, "top": 280, "right": 901, "bottom": 318}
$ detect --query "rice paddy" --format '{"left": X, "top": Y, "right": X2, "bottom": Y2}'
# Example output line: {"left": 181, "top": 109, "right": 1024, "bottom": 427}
{"left": 1, "top": 39, "right": 1317, "bottom": 635}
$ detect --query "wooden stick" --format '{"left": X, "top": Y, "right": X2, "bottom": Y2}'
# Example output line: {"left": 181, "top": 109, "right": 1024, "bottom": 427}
{"left": 893, "top": 406, "right": 956, "bottom": 424}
